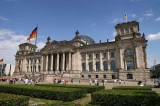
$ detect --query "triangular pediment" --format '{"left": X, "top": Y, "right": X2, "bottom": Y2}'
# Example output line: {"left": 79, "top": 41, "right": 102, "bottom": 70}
{"left": 40, "top": 40, "right": 75, "bottom": 52}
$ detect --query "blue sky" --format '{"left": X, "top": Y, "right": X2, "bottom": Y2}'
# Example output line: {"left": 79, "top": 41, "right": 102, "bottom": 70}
{"left": 0, "top": 0, "right": 160, "bottom": 67}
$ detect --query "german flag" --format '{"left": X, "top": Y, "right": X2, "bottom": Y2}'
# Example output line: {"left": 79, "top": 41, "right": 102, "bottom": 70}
{"left": 124, "top": 14, "right": 127, "bottom": 19}
{"left": 27, "top": 27, "right": 37, "bottom": 42}
{"left": 0, "top": 59, "right": 3, "bottom": 64}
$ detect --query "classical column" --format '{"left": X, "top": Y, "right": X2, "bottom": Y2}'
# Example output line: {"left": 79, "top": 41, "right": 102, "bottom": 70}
{"left": 51, "top": 54, "right": 53, "bottom": 71}
{"left": 85, "top": 53, "right": 88, "bottom": 72}
{"left": 35, "top": 59, "right": 38, "bottom": 72}
{"left": 107, "top": 50, "right": 111, "bottom": 70}
{"left": 92, "top": 52, "right": 96, "bottom": 71}
{"left": 100, "top": 51, "right": 103, "bottom": 71}
{"left": 41, "top": 56, "right": 43, "bottom": 72}
{"left": 46, "top": 55, "right": 48, "bottom": 71}
{"left": 135, "top": 47, "right": 139, "bottom": 68}
{"left": 62, "top": 53, "right": 65, "bottom": 71}
{"left": 119, "top": 48, "right": 123, "bottom": 69}
{"left": 69, "top": 52, "right": 71, "bottom": 70}
{"left": 56, "top": 53, "right": 59, "bottom": 71}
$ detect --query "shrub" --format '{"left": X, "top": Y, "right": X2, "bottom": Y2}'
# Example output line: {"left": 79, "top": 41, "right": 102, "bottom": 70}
{"left": 0, "top": 84, "right": 85, "bottom": 101}
{"left": 91, "top": 90, "right": 160, "bottom": 106}
{"left": 0, "top": 92, "right": 29, "bottom": 106}
{"left": 112, "top": 86, "right": 152, "bottom": 90}
{"left": 36, "top": 84, "right": 105, "bottom": 93}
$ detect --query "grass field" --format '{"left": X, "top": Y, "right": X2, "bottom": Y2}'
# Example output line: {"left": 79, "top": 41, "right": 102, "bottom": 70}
{"left": 29, "top": 94, "right": 93, "bottom": 106}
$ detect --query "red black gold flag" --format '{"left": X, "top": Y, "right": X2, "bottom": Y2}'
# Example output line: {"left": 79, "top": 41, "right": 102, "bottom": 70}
{"left": 0, "top": 59, "right": 3, "bottom": 64}
{"left": 27, "top": 27, "right": 37, "bottom": 42}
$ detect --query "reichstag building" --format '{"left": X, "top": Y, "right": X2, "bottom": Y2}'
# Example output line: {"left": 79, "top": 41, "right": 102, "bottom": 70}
{"left": 15, "top": 21, "right": 150, "bottom": 81}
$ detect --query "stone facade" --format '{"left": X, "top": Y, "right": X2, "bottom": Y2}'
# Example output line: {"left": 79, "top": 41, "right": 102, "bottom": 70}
{"left": 15, "top": 21, "right": 150, "bottom": 81}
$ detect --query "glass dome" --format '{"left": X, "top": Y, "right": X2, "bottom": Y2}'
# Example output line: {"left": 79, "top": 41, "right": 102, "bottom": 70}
{"left": 72, "top": 35, "right": 95, "bottom": 45}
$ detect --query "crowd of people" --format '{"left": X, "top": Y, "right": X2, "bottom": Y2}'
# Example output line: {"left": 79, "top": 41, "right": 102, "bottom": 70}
{"left": 53, "top": 79, "right": 68, "bottom": 84}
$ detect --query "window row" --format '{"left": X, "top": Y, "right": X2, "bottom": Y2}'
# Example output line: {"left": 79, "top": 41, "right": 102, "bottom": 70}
{"left": 82, "top": 60, "right": 116, "bottom": 72}
{"left": 81, "top": 52, "right": 115, "bottom": 60}
{"left": 81, "top": 74, "right": 133, "bottom": 79}
{"left": 120, "top": 27, "right": 134, "bottom": 35}
{"left": 27, "top": 59, "right": 41, "bottom": 64}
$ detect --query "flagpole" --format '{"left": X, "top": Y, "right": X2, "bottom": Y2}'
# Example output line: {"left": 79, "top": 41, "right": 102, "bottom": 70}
{"left": 125, "top": 12, "right": 128, "bottom": 22}
{"left": 32, "top": 25, "right": 38, "bottom": 85}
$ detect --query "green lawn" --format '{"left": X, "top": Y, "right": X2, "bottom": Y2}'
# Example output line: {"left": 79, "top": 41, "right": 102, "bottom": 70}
{"left": 29, "top": 94, "right": 94, "bottom": 106}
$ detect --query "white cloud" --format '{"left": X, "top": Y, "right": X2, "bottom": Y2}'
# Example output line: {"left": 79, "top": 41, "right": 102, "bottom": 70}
{"left": 0, "top": 28, "right": 45, "bottom": 64}
{"left": 112, "top": 32, "right": 116, "bottom": 36}
{"left": 144, "top": 9, "right": 154, "bottom": 17}
{"left": 111, "top": 18, "right": 123, "bottom": 23}
{"left": 155, "top": 17, "right": 160, "bottom": 21}
{"left": 0, "top": 16, "right": 9, "bottom": 21}
{"left": 138, "top": 17, "right": 143, "bottom": 21}
{"left": 129, "top": 13, "right": 136, "bottom": 18}
{"left": 144, "top": 13, "right": 153, "bottom": 17}
{"left": 147, "top": 32, "right": 160, "bottom": 41}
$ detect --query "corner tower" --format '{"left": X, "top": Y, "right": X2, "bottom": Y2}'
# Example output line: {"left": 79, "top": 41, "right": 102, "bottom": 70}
{"left": 115, "top": 21, "right": 141, "bottom": 40}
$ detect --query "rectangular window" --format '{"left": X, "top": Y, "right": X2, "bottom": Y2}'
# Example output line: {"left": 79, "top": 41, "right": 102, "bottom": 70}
{"left": 88, "top": 54, "right": 92, "bottom": 60}
{"left": 103, "top": 61, "right": 108, "bottom": 71}
{"left": 120, "top": 29, "right": 124, "bottom": 34}
{"left": 89, "top": 62, "right": 93, "bottom": 72}
{"left": 95, "top": 75, "right": 98, "bottom": 78}
{"left": 96, "top": 53, "right": 100, "bottom": 59}
{"left": 82, "top": 63, "right": 86, "bottom": 72}
{"left": 96, "top": 62, "right": 100, "bottom": 72}
{"left": 81, "top": 75, "right": 84, "bottom": 78}
{"left": 127, "top": 74, "right": 133, "bottom": 79}
{"left": 103, "top": 53, "right": 107, "bottom": 58}
{"left": 88, "top": 75, "right": 91, "bottom": 78}
{"left": 130, "top": 27, "right": 134, "bottom": 33}
{"left": 125, "top": 29, "right": 129, "bottom": 34}
{"left": 126, "top": 61, "right": 133, "bottom": 70}
{"left": 111, "top": 52, "right": 114, "bottom": 58}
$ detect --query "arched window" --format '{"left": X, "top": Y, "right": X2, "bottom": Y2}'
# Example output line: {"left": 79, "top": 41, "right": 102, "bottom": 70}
{"left": 125, "top": 49, "right": 133, "bottom": 56}
{"left": 111, "top": 60, "right": 116, "bottom": 70}
{"left": 103, "top": 61, "right": 108, "bottom": 71}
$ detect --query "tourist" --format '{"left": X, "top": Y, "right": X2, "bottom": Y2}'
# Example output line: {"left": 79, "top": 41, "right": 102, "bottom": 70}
{"left": 71, "top": 79, "right": 73, "bottom": 83}
{"left": 102, "top": 79, "right": 104, "bottom": 86}
{"left": 123, "top": 79, "right": 126, "bottom": 84}
{"left": 119, "top": 80, "right": 121, "bottom": 85}
{"left": 89, "top": 80, "right": 92, "bottom": 85}
{"left": 25, "top": 78, "right": 28, "bottom": 85}
{"left": 95, "top": 79, "right": 97, "bottom": 85}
